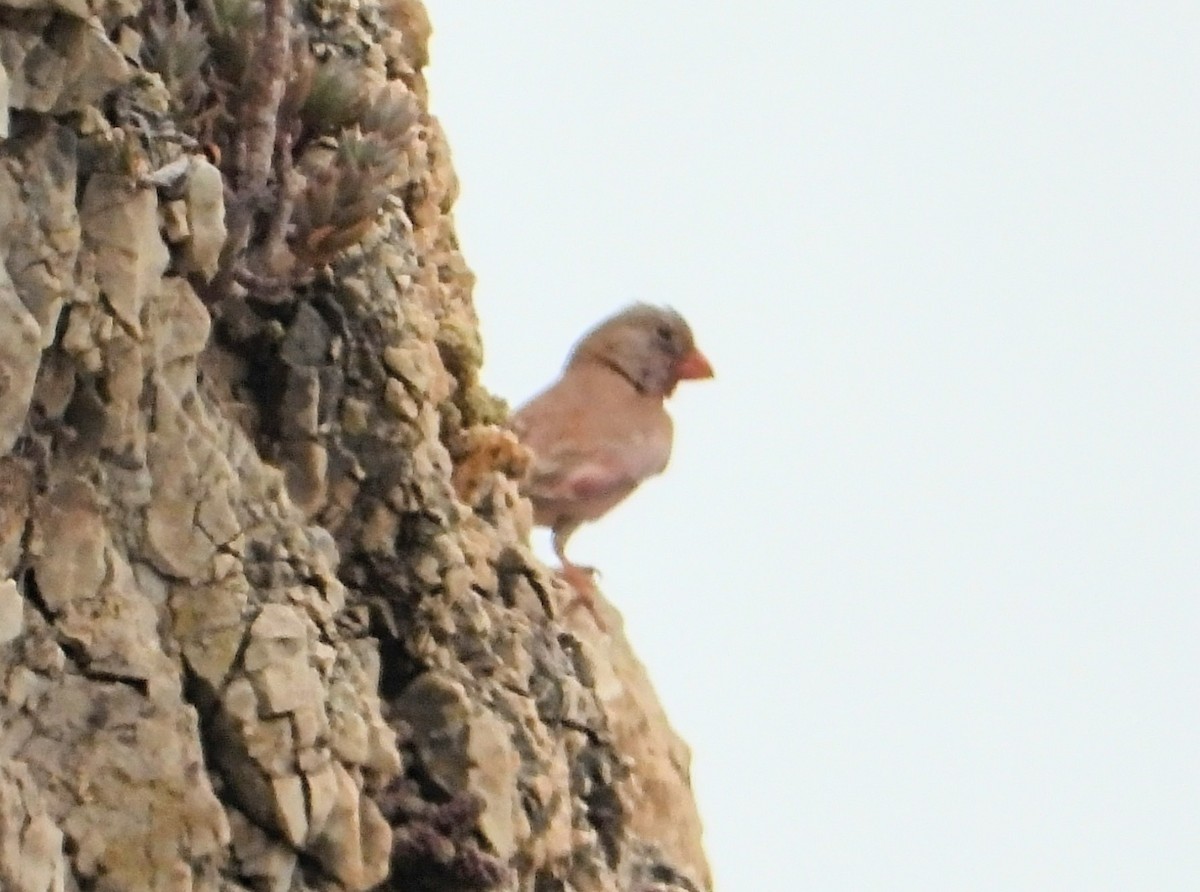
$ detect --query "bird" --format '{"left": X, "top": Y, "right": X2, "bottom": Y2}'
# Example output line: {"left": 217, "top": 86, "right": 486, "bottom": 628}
{"left": 509, "top": 303, "right": 714, "bottom": 621}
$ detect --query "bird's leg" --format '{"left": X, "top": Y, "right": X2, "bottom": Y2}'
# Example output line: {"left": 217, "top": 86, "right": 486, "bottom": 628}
{"left": 552, "top": 525, "right": 605, "bottom": 629}
{"left": 552, "top": 525, "right": 596, "bottom": 591}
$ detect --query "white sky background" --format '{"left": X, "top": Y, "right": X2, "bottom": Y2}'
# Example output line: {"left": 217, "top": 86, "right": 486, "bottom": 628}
{"left": 422, "top": 4, "right": 1200, "bottom": 890}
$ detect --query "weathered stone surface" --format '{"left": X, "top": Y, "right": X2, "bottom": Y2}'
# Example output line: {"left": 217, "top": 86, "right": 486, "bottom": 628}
{"left": 0, "top": 281, "right": 40, "bottom": 454}
{"left": 0, "top": 58, "right": 9, "bottom": 139}
{"left": 0, "top": 761, "right": 68, "bottom": 892}
{"left": 0, "top": 577, "right": 22, "bottom": 643}
{"left": 171, "top": 575, "right": 250, "bottom": 692}
{"left": 80, "top": 173, "right": 170, "bottom": 336}
{"left": 7, "top": 672, "right": 230, "bottom": 891}
{"left": 0, "top": 122, "right": 79, "bottom": 456}
{"left": 0, "top": 0, "right": 88, "bottom": 17}
{"left": 0, "top": 17, "right": 128, "bottom": 114}
{"left": 182, "top": 157, "right": 226, "bottom": 281}
{"left": 31, "top": 479, "right": 178, "bottom": 684}
{"left": 228, "top": 808, "right": 298, "bottom": 892}
{"left": 307, "top": 761, "right": 392, "bottom": 891}
{"left": 0, "top": 0, "right": 712, "bottom": 890}
{"left": 603, "top": 634, "right": 712, "bottom": 891}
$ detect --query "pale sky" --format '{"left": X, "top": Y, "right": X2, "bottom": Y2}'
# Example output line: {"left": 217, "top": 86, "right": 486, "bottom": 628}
{"left": 423, "top": 4, "right": 1200, "bottom": 890}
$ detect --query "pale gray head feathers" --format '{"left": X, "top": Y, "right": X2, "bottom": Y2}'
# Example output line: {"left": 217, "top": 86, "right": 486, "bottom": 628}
{"left": 566, "top": 303, "right": 697, "bottom": 397}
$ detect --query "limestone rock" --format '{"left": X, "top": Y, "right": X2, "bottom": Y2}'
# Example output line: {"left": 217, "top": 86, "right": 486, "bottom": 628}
{"left": 0, "top": 0, "right": 89, "bottom": 17}
{"left": 0, "top": 577, "right": 22, "bottom": 644}
{"left": 182, "top": 157, "right": 226, "bottom": 282}
{"left": 9, "top": 672, "right": 230, "bottom": 890}
{"left": 0, "top": 123, "right": 79, "bottom": 455}
{"left": 80, "top": 173, "right": 170, "bottom": 336}
{"left": 0, "top": 17, "right": 129, "bottom": 114}
{"left": 0, "top": 279, "right": 40, "bottom": 454}
{"left": 0, "top": 57, "right": 9, "bottom": 138}
{"left": 0, "top": 0, "right": 713, "bottom": 890}
{"left": 0, "top": 761, "right": 68, "bottom": 892}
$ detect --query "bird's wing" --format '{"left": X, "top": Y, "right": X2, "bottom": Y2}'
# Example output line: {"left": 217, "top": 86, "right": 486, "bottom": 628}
{"left": 525, "top": 446, "right": 634, "bottom": 504}
{"left": 510, "top": 367, "right": 673, "bottom": 510}
{"left": 523, "top": 426, "right": 670, "bottom": 505}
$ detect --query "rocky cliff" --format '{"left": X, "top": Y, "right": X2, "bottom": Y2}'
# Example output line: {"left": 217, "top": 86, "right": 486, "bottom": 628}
{"left": 0, "top": 1, "right": 710, "bottom": 890}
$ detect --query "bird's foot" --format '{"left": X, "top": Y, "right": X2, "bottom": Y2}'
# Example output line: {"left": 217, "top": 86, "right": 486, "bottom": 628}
{"left": 560, "top": 563, "right": 597, "bottom": 591}
{"left": 558, "top": 564, "right": 606, "bottom": 631}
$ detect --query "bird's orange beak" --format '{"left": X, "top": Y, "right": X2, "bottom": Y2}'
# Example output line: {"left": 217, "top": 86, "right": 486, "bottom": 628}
{"left": 673, "top": 348, "right": 714, "bottom": 381}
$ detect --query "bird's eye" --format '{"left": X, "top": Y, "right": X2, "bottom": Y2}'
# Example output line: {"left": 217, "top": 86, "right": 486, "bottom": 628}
{"left": 655, "top": 324, "right": 673, "bottom": 342}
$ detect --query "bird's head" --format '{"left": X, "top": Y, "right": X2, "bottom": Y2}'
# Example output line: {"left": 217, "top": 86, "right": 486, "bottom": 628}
{"left": 568, "top": 303, "right": 714, "bottom": 397}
